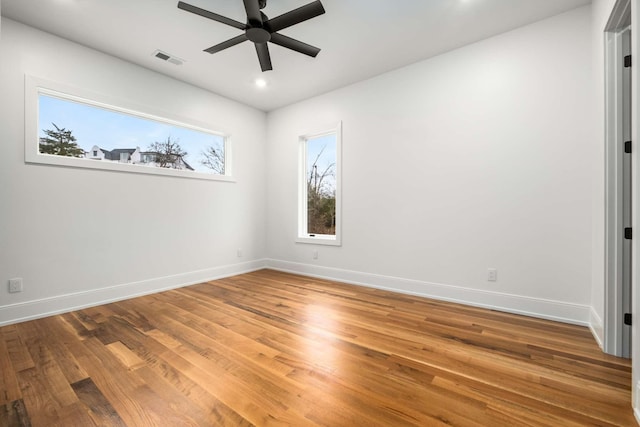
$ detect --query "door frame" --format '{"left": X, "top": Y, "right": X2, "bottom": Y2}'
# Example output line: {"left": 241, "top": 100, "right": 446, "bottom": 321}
{"left": 604, "top": 0, "right": 632, "bottom": 358}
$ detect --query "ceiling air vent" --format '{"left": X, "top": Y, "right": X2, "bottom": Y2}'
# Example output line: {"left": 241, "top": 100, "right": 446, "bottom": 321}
{"left": 153, "top": 50, "right": 184, "bottom": 66}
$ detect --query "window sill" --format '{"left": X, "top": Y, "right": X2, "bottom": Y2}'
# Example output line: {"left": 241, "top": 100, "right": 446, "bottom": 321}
{"left": 26, "top": 152, "right": 235, "bottom": 182}
{"left": 296, "top": 235, "right": 341, "bottom": 246}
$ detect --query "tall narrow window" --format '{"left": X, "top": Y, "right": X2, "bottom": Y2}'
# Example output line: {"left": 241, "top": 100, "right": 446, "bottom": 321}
{"left": 298, "top": 123, "right": 341, "bottom": 246}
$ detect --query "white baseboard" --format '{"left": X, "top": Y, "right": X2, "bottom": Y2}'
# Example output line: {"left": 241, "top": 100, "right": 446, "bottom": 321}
{"left": 1, "top": 258, "right": 595, "bottom": 331}
{"left": 0, "top": 259, "right": 268, "bottom": 327}
{"left": 635, "top": 381, "right": 640, "bottom": 425}
{"left": 634, "top": 381, "right": 640, "bottom": 424}
{"left": 589, "top": 307, "right": 605, "bottom": 349}
{"left": 266, "top": 259, "right": 591, "bottom": 326}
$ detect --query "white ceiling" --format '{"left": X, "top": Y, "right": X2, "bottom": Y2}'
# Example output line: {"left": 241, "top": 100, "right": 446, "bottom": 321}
{"left": 2, "top": 0, "right": 590, "bottom": 112}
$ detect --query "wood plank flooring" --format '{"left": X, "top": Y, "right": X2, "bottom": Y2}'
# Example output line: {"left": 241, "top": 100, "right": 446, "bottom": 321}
{"left": 0, "top": 269, "right": 635, "bottom": 426}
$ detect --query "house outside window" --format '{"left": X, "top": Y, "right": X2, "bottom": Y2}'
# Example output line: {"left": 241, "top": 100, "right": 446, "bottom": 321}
{"left": 25, "top": 76, "right": 232, "bottom": 182}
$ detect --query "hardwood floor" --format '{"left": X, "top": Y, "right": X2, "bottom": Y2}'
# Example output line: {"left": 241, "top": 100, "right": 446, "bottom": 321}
{"left": 0, "top": 269, "right": 635, "bottom": 426}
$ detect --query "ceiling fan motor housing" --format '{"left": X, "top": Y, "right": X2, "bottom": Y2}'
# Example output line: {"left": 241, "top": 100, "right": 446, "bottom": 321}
{"left": 246, "top": 27, "right": 271, "bottom": 43}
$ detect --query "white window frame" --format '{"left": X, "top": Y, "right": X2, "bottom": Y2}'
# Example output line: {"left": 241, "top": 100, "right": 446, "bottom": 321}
{"left": 25, "top": 75, "right": 233, "bottom": 182}
{"left": 296, "top": 122, "right": 342, "bottom": 246}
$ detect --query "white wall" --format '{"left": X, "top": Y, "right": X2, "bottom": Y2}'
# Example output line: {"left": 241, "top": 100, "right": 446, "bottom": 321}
{"left": 0, "top": 18, "right": 268, "bottom": 325}
{"left": 266, "top": 6, "right": 595, "bottom": 325}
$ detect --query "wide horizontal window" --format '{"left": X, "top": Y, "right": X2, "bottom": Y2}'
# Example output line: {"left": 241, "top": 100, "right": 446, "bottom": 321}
{"left": 25, "top": 76, "right": 231, "bottom": 181}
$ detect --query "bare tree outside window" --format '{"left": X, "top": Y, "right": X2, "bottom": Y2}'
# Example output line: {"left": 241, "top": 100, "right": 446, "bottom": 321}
{"left": 306, "top": 141, "right": 336, "bottom": 235}
{"left": 147, "top": 137, "right": 187, "bottom": 169}
{"left": 298, "top": 125, "right": 341, "bottom": 244}
{"left": 200, "top": 143, "right": 225, "bottom": 175}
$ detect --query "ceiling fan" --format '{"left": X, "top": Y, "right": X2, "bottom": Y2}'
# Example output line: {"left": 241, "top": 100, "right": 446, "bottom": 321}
{"left": 177, "top": 0, "right": 325, "bottom": 72}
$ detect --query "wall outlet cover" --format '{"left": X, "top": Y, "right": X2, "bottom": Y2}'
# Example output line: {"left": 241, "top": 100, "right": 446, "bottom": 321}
{"left": 8, "top": 278, "right": 23, "bottom": 293}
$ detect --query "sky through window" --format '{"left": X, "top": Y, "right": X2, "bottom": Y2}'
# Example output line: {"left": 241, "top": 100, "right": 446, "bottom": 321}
{"left": 38, "top": 94, "right": 225, "bottom": 174}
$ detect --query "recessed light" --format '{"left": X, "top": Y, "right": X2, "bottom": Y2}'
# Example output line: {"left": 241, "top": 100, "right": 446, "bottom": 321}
{"left": 255, "top": 78, "right": 267, "bottom": 88}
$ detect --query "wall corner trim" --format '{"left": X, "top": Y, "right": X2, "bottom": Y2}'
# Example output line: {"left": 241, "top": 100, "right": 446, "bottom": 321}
{"left": 0, "top": 259, "right": 268, "bottom": 327}
{"left": 266, "top": 259, "right": 591, "bottom": 326}
{"left": 589, "top": 307, "right": 605, "bottom": 349}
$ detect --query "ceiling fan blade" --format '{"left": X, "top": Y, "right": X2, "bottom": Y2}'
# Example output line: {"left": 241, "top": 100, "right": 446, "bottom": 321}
{"left": 204, "top": 34, "right": 249, "bottom": 54}
{"left": 178, "top": 1, "right": 246, "bottom": 30}
{"left": 255, "top": 43, "right": 273, "bottom": 72}
{"left": 270, "top": 33, "right": 320, "bottom": 57}
{"left": 243, "top": 0, "right": 263, "bottom": 26}
{"left": 266, "top": 0, "right": 325, "bottom": 33}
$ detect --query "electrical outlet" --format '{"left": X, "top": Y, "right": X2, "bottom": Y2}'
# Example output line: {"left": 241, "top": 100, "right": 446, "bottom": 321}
{"left": 237, "top": 248, "right": 243, "bottom": 258}
{"left": 312, "top": 250, "right": 318, "bottom": 260}
{"left": 487, "top": 268, "right": 497, "bottom": 282}
{"left": 8, "top": 278, "right": 23, "bottom": 293}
